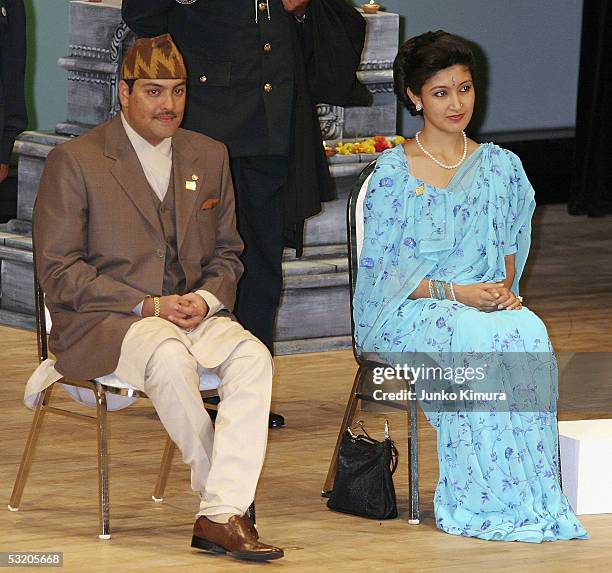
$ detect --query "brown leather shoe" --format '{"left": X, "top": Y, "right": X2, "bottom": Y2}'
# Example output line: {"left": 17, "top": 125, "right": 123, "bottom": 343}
{"left": 191, "top": 515, "right": 284, "bottom": 562}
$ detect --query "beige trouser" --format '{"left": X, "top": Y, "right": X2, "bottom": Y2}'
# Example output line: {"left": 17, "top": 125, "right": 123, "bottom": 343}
{"left": 143, "top": 335, "right": 272, "bottom": 518}
{"left": 23, "top": 314, "right": 272, "bottom": 518}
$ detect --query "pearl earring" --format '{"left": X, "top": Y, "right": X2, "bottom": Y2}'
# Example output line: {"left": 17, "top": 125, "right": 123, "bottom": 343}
{"left": 415, "top": 103, "right": 423, "bottom": 112}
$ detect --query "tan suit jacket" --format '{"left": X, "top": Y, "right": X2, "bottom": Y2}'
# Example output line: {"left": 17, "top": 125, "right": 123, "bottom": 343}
{"left": 33, "top": 115, "right": 243, "bottom": 380}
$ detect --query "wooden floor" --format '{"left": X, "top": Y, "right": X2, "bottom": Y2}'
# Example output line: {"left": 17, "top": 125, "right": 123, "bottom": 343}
{"left": 1, "top": 205, "right": 612, "bottom": 572}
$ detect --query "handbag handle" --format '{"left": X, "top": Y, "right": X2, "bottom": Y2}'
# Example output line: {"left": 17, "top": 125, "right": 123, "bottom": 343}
{"left": 348, "top": 419, "right": 372, "bottom": 440}
{"left": 348, "top": 420, "right": 399, "bottom": 475}
{"left": 388, "top": 439, "right": 399, "bottom": 475}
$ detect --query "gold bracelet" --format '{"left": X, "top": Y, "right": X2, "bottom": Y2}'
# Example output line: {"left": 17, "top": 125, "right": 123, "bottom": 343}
{"left": 153, "top": 296, "right": 161, "bottom": 317}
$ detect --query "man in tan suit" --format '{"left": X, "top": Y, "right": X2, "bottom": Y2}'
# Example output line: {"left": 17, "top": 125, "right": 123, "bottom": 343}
{"left": 30, "top": 35, "right": 283, "bottom": 562}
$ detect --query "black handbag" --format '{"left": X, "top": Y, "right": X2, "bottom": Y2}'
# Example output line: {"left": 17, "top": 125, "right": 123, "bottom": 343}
{"left": 327, "top": 421, "right": 399, "bottom": 520}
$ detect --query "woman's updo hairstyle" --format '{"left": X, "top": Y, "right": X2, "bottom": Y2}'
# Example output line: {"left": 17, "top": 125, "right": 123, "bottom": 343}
{"left": 393, "top": 30, "right": 475, "bottom": 116}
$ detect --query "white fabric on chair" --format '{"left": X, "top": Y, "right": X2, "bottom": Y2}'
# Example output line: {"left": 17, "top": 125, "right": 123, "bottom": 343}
{"left": 24, "top": 359, "right": 221, "bottom": 411}
{"left": 36, "top": 299, "right": 221, "bottom": 411}
{"left": 355, "top": 172, "right": 374, "bottom": 261}
{"left": 44, "top": 303, "right": 52, "bottom": 335}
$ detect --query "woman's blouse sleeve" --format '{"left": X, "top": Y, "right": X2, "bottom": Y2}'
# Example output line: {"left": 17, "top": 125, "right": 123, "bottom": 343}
{"left": 502, "top": 151, "right": 535, "bottom": 255}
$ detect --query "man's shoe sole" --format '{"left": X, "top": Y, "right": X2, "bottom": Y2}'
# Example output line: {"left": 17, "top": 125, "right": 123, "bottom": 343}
{"left": 191, "top": 535, "right": 284, "bottom": 562}
{"left": 191, "top": 535, "right": 226, "bottom": 554}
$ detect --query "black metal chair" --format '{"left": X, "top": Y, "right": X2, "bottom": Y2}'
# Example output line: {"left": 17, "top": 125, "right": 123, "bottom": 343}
{"left": 8, "top": 257, "right": 253, "bottom": 538}
{"left": 322, "top": 160, "right": 420, "bottom": 524}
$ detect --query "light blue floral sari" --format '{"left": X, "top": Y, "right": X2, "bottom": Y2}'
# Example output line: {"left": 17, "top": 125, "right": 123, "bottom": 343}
{"left": 354, "top": 144, "right": 587, "bottom": 542}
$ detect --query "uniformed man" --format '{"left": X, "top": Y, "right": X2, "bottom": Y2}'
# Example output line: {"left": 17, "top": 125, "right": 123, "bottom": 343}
{"left": 0, "top": 0, "right": 28, "bottom": 183}
{"left": 122, "top": 0, "right": 334, "bottom": 429}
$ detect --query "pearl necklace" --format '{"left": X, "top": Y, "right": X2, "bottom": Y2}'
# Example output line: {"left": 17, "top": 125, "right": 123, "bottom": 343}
{"left": 415, "top": 131, "right": 468, "bottom": 170}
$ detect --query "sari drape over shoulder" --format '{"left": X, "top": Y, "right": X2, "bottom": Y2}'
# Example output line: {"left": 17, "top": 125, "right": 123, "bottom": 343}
{"left": 353, "top": 144, "right": 587, "bottom": 542}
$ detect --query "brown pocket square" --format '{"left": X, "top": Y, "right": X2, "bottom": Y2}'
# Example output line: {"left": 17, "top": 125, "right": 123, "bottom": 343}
{"left": 200, "top": 198, "right": 220, "bottom": 210}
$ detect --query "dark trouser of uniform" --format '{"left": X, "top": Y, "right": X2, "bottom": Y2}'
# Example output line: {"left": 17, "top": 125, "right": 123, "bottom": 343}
{"left": 231, "top": 156, "right": 288, "bottom": 354}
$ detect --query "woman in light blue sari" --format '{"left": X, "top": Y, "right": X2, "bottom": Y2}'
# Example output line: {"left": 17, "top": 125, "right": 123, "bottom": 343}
{"left": 354, "top": 31, "right": 587, "bottom": 542}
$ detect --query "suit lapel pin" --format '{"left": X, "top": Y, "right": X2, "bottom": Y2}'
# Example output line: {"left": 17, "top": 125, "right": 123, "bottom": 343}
{"left": 185, "top": 173, "right": 199, "bottom": 190}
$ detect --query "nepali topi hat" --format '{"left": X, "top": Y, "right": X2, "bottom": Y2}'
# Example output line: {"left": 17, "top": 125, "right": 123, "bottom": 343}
{"left": 122, "top": 34, "right": 187, "bottom": 80}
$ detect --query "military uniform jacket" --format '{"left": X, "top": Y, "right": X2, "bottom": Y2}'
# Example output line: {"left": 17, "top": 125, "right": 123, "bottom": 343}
{"left": 0, "top": 0, "right": 27, "bottom": 163}
{"left": 123, "top": 0, "right": 295, "bottom": 158}
{"left": 122, "top": 0, "right": 369, "bottom": 249}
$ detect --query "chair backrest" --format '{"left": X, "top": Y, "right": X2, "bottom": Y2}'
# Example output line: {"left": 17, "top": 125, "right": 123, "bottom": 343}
{"left": 346, "top": 160, "right": 377, "bottom": 358}
{"left": 347, "top": 160, "right": 376, "bottom": 296}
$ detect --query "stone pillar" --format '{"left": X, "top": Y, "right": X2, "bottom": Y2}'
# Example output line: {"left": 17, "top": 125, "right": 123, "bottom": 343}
{"left": 56, "top": 0, "right": 132, "bottom": 137}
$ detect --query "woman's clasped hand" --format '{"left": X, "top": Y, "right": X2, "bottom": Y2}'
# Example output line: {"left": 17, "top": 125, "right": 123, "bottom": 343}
{"left": 454, "top": 283, "right": 522, "bottom": 311}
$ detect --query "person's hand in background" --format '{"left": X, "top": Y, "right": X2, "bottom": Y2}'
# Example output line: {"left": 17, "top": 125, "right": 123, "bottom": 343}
{"left": 282, "top": 0, "right": 310, "bottom": 17}
{"left": 0, "top": 164, "right": 9, "bottom": 184}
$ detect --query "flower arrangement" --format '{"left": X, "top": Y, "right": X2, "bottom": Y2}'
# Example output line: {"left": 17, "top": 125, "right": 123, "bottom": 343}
{"left": 327, "top": 135, "right": 406, "bottom": 156}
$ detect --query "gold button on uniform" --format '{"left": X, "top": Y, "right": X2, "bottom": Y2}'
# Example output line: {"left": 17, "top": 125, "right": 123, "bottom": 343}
{"left": 263, "top": 43, "right": 272, "bottom": 53}
{"left": 264, "top": 83, "right": 273, "bottom": 93}
{"left": 199, "top": 75, "right": 208, "bottom": 83}
{"left": 258, "top": 2, "right": 268, "bottom": 12}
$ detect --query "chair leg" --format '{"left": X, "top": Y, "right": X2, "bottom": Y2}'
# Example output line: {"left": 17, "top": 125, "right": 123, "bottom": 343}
{"left": 152, "top": 437, "right": 176, "bottom": 502}
{"left": 8, "top": 385, "right": 55, "bottom": 511}
{"left": 407, "top": 395, "right": 420, "bottom": 524}
{"left": 94, "top": 384, "right": 111, "bottom": 540}
{"left": 556, "top": 428, "right": 563, "bottom": 489}
{"left": 322, "top": 365, "right": 367, "bottom": 496}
